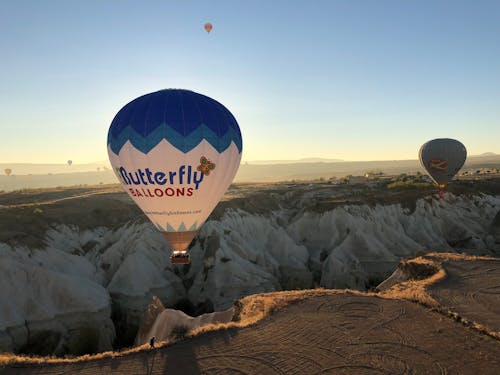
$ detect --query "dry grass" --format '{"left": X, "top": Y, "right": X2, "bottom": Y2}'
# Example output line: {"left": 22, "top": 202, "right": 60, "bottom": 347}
{"left": 190, "top": 288, "right": 376, "bottom": 337}
{"left": 0, "top": 289, "right": 374, "bottom": 366}
{"left": 380, "top": 253, "right": 500, "bottom": 341}
{"left": 444, "top": 311, "right": 500, "bottom": 340}
{"left": 379, "top": 256, "right": 445, "bottom": 308}
{"left": 379, "top": 252, "right": 498, "bottom": 308}
{"left": 2, "top": 252, "right": 498, "bottom": 366}
{"left": 425, "top": 252, "right": 498, "bottom": 262}
{"left": 0, "top": 342, "right": 160, "bottom": 366}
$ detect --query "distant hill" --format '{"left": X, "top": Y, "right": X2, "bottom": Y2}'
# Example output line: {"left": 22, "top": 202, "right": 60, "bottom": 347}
{"left": 1, "top": 154, "right": 499, "bottom": 190}
{"left": 0, "top": 161, "right": 112, "bottom": 175}
{"left": 235, "top": 153, "right": 500, "bottom": 182}
{"left": 466, "top": 153, "right": 500, "bottom": 164}
{"left": 246, "top": 157, "right": 344, "bottom": 165}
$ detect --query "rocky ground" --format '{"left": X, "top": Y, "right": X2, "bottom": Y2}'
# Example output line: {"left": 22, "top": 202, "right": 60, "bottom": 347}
{"left": 1, "top": 253, "right": 499, "bottom": 374}
{"left": 0, "top": 178, "right": 499, "bottom": 357}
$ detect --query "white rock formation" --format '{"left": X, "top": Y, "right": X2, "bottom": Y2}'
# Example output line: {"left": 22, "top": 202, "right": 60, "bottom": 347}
{"left": 0, "top": 192, "right": 498, "bottom": 354}
{"left": 288, "top": 194, "right": 500, "bottom": 289}
{"left": 134, "top": 296, "right": 233, "bottom": 346}
{"left": 0, "top": 244, "right": 115, "bottom": 354}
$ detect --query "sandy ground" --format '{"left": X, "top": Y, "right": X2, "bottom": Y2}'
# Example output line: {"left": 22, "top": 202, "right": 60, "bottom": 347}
{"left": 2, "top": 255, "right": 499, "bottom": 375}
{"left": 427, "top": 257, "right": 500, "bottom": 333}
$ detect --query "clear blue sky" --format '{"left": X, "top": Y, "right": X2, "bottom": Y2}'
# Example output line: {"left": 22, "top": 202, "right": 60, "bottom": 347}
{"left": 1, "top": 0, "right": 499, "bottom": 163}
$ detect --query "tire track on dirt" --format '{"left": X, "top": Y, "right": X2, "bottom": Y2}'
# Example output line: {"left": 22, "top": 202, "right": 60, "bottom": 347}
{"left": 427, "top": 259, "right": 500, "bottom": 333}
{"left": 4, "top": 294, "right": 499, "bottom": 374}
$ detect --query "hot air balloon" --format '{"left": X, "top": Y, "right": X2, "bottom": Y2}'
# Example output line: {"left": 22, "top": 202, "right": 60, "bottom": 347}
{"left": 204, "top": 23, "right": 213, "bottom": 33}
{"left": 67, "top": 160, "right": 73, "bottom": 166}
{"left": 419, "top": 138, "right": 467, "bottom": 198}
{"left": 107, "top": 89, "right": 242, "bottom": 264}
{"left": 4, "top": 168, "right": 12, "bottom": 176}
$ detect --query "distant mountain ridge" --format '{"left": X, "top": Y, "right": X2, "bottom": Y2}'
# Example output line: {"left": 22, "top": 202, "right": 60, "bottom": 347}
{"left": 472, "top": 152, "right": 498, "bottom": 157}
{"left": 1, "top": 154, "right": 499, "bottom": 185}
{"left": 0, "top": 161, "right": 112, "bottom": 176}
{"left": 246, "top": 157, "right": 344, "bottom": 165}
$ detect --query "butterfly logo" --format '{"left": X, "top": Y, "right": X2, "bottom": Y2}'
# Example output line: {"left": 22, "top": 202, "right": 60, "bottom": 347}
{"left": 197, "top": 156, "right": 216, "bottom": 176}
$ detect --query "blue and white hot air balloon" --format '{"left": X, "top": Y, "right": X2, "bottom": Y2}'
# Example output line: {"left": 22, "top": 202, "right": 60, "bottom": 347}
{"left": 107, "top": 89, "right": 243, "bottom": 264}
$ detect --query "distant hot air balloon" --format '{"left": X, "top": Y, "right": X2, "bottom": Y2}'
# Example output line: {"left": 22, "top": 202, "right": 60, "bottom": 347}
{"left": 204, "top": 23, "right": 213, "bottom": 33}
{"left": 4, "top": 168, "right": 12, "bottom": 176}
{"left": 97, "top": 167, "right": 101, "bottom": 171}
{"left": 419, "top": 138, "right": 467, "bottom": 198}
{"left": 67, "top": 160, "right": 73, "bottom": 166}
{"left": 107, "top": 89, "right": 242, "bottom": 264}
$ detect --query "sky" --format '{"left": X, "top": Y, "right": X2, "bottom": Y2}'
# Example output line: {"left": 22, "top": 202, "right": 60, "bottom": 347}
{"left": 1, "top": 0, "right": 499, "bottom": 164}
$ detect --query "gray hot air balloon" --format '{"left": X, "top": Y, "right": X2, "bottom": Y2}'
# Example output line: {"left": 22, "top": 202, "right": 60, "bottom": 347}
{"left": 419, "top": 138, "right": 467, "bottom": 191}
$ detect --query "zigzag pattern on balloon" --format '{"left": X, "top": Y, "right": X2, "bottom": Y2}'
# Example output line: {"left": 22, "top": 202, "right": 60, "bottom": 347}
{"left": 155, "top": 221, "right": 199, "bottom": 232}
{"left": 108, "top": 123, "right": 243, "bottom": 155}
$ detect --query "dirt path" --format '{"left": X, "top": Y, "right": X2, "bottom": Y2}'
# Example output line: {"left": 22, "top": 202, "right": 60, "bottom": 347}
{"left": 0, "top": 187, "right": 122, "bottom": 209}
{"left": 427, "top": 258, "right": 500, "bottom": 333}
{"left": 4, "top": 293, "right": 499, "bottom": 375}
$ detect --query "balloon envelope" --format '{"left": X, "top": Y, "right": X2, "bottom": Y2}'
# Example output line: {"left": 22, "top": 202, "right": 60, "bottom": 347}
{"left": 107, "top": 89, "right": 242, "bottom": 259}
{"left": 419, "top": 138, "right": 466, "bottom": 189}
{"left": 67, "top": 160, "right": 73, "bottom": 166}
{"left": 204, "top": 23, "right": 213, "bottom": 33}
{"left": 4, "top": 168, "right": 12, "bottom": 176}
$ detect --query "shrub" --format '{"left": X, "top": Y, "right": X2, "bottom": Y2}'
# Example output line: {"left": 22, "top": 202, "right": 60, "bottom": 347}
{"left": 67, "top": 326, "right": 100, "bottom": 355}
{"left": 170, "top": 325, "right": 189, "bottom": 341}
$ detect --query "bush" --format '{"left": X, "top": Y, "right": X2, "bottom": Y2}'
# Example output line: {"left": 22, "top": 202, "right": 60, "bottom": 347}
{"left": 67, "top": 326, "right": 100, "bottom": 355}
{"left": 170, "top": 325, "right": 189, "bottom": 341}
{"left": 387, "top": 181, "right": 432, "bottom": 189}
{"left": 18, "top": 330, "right": 61, "bottom": 356}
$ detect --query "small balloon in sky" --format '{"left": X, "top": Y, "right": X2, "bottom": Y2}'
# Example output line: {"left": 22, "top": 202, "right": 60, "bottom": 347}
{"left": 204, "top": 23, "right": 213, "bottom": 33}
{"left": 4, "top": 168, "right": 12, "bottom": 176}
{"left": 107, "top": 89, "right": 242, "bottom": 265}
{"left": 419, "top": 138, "right": 467, "bottom": 197}
{"left": 67, "top": 160, "right": 73, "bottom": 166}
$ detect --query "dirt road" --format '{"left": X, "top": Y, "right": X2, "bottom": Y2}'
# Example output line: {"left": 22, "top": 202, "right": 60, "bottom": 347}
{"left": 4, "top": 292, "right": 499, "bottom": 375}
{"left": 428, "top": 258, "right": 500, "bottom": 333}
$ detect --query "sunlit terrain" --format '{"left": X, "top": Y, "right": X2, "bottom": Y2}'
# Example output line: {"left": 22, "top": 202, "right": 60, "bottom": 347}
{"left": 1, "top": 152, "right": 499, "bottom": 192}
{"left": 0, "top": 175, "right": 499, "bottom": 367}
{"left": 2, "top": 0, "right": 500, "bottom": 373}
{"left": 1, "top": 252, "right": 499, "bottom": 374}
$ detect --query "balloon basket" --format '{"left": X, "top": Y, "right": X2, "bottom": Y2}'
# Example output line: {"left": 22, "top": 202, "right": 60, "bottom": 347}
{"left": 170, "top": 253, "right": 190, "bottom": 265}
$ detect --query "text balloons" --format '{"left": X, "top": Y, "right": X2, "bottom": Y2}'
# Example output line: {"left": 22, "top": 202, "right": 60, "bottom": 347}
{"left": 419, "top": 138, "right": 467, "bottom": 191}
{"left": 107, "top": 89, "right": 242, "bottom": 264}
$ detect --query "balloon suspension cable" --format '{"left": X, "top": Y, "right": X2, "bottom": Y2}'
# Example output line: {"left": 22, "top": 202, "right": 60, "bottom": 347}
{"left": 163, "top": 231, "right": 196, "bottom": 265}
{"left": 438, "top": 184, "right": 445, "bottom": 199}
